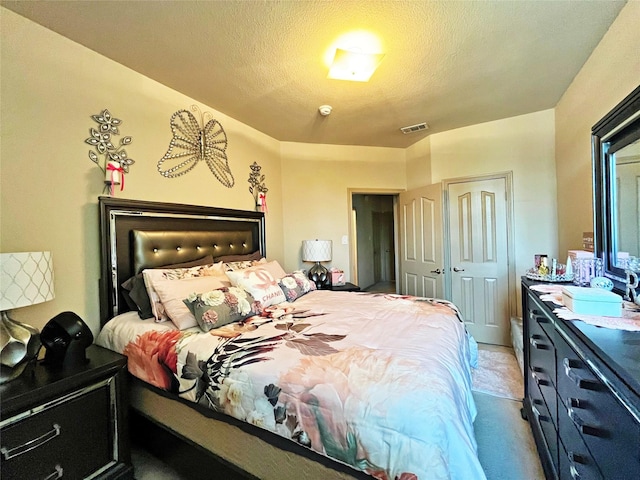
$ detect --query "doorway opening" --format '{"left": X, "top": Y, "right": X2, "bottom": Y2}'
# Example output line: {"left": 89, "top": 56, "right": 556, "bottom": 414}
{"left": 351, "top": 193, "right": 397, "bottom": 293}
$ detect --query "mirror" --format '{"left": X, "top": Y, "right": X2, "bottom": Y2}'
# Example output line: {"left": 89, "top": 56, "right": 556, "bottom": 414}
{"left": 592, "top": 85, "right": 640, "bottom": 294}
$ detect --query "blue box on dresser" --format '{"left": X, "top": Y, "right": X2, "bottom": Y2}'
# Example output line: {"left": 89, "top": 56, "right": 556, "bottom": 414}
{"left": 561, "top": 286, "right": 622, "bottom": 317}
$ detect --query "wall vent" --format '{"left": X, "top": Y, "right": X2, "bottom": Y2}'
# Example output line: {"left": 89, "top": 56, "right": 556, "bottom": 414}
{"left": 400, "top": 122, "right": 428, "bottom": 134}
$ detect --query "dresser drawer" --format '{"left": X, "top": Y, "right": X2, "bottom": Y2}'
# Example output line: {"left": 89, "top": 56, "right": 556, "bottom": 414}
{"left": 1, "top": 382, "right": 113, "bottom": 479}
{"left": 555, "top": 332, "right": 640, "bottom": 479}
{"left": 529, "top": 375, "right": 559, "bottom": 475}
{"left": 558, "top": 393, "right": 603, "bottom": 480}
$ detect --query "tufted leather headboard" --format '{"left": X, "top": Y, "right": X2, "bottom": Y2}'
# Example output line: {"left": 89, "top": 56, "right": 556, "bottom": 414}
{"left": 98, "top": 197, "right": 265, "bottom": 326}
{"left": 132, "top": 230, "right": 256, "bottom": 273}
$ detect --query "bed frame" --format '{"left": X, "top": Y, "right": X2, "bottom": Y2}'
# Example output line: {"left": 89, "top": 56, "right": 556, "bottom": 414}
{"left": 97, "top": 197, "right": 365, "bottom": 480}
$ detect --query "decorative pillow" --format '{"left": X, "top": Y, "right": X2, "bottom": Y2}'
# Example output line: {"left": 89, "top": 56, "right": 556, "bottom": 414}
{"left": 214, "top": 251, "right": 263, "bottom": 263}
{"left": 278, "top": 271, "right": 316, "bottom": 302}
{"left": 223, "top": 257, "right": 266, "bottom": 272}
{"left": 121, "top": 255, "right": 215, "bottom": 319}
{"left": 142, "top": 262, "right": 227, "bottom": 322}
{"left": 151, "top": 276, "right": 228, "bottom": 329}
{"left": 183, "top": 287, "right": 262, "bottom": 331}
{"left": 226, "top": 263, "right": 287, "bottom": 307}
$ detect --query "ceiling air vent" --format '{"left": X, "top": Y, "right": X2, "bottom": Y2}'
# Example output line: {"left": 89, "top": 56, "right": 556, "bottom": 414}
{"left": 400, "top": 122, "right": 428, "bottom": 134}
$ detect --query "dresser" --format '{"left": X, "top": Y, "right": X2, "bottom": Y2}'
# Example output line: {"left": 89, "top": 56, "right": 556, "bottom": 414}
{"left": 0, "top": 344, "right": 133, "bottom": 479}
{"left": 522, "top": 278, "right": 640, "bottom": 480}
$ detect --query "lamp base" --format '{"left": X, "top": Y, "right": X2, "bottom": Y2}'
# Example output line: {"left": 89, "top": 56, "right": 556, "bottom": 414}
{"left": 308, "top": 262, "right": 331, "bottom": 290}
{"left": 0, "top": 311, "right": 42, "bottom": 384}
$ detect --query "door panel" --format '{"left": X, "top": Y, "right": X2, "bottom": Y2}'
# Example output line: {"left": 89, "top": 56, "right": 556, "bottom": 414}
{"left": 448, "top": 177, "right": 510, "bottom": 345}
{"left": 398, "top": 184, "right": 444, "bottom": 298}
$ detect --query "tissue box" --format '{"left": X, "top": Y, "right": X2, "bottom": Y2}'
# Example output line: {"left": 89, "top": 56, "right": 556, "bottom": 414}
{"left": 561, "top": 286, "right": 622, "bottom": 317}
{"left": 330, "top": 268, "right": 345, "bottom": 286}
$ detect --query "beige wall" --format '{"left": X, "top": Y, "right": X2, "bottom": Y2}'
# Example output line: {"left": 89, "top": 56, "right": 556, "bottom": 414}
{"left": 2, "top": 3, "right": 638, "bottom": 337}
{"left": 555, "top": 1, "right": 640, "bottom": 255}
{"left": 279, "top": 142, "right": 406, "bottom": 278}
{"left": 405, "top": 136, "right": 432, "bottom": 188}
{"left": 0, "top": 9, "right": 284, "bottom": 335}
{"left": 429, "top": 109, "right": 557, "bottom": 315}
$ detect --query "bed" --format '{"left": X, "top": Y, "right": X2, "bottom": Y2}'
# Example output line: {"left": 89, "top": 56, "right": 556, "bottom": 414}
{"left": 95, "top": 196, "right": 486, "bottom": 480}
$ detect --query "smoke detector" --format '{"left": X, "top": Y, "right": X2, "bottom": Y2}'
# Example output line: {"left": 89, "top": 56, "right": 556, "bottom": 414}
{"left": 400, "top": 122, "right": 428, "bottom": 134}
{"left": 318, "top": 105, "right": 332, "bottom": 116}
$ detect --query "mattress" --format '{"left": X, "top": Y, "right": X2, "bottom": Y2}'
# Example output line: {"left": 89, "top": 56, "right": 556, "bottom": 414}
{"left": 97, "top": 290, "right": 486, "bottom": 480}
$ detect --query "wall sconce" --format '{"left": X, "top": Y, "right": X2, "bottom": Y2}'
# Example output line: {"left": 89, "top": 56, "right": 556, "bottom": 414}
{"left": 328, "top": 48, "right": 385, "bottom": 82}
{"left": 85, "top": 109, "right": 134, "bottom": 196}
{"left": 0, "top": 251, "right": 55, "bottom": 383}
{"left": 302, "top": 240, "right": 332, "bottom": 289}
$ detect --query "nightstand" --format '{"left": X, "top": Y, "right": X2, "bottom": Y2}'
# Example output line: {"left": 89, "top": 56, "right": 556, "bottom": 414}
{"left": 330, "top": 282, "right": 361, "bottom": 292}
{"left": 0, "top": 344, "right": 133, "bottom": 479}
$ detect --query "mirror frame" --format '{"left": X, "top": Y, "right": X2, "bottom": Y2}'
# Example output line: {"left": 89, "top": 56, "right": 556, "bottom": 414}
{"left": 592, "top": 85, "right": 640, "bottom": 294}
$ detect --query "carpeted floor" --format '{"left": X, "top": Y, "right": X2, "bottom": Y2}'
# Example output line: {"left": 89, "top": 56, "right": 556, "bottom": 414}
{"left": 131, "top": 343, "right": 544, "bottom": 479}
{"left": 472, "top": 344, "right": 524, "bottom": 400}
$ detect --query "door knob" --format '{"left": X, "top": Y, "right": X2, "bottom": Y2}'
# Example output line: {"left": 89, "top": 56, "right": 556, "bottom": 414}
{"left": 453, "top": 267, "right": 465, "bottom": 272}
{"left": 431, "top": 269, "right": 442, "bottom": 274}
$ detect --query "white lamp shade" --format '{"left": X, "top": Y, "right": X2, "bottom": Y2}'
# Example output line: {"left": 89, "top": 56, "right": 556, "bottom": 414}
{"left": 0, "top": 252, "right": 55, "bottom": 310}
{"left": 302, "top": 240, "right": 332, "bottom": 262}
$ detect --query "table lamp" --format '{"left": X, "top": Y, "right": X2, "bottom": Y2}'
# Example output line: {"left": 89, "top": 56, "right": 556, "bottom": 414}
{"left": 302, "top": 240, "right": 332, "bottom": 289}
{"left": 0, "top": 252, "right": 55, "bottom": 384}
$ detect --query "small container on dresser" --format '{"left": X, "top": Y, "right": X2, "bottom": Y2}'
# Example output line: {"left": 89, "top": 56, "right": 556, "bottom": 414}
{"left": 522, "top": 278, "right": 640, "bottom": 480}
{"left": 0, "top": 344, "right": 133, "bottom": 480}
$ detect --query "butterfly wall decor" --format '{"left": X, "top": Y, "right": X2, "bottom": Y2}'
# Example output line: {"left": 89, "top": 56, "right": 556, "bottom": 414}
{"left": 158, "top": 105, "right": 234, "bottom": 188}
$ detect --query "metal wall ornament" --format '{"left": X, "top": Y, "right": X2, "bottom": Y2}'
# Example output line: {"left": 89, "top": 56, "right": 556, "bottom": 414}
{"left": 85, "top": 109, "right": 134, "bottom": 195}
{"left": 248, "top": 161, "right": 268, "bottom": 212}
{"left": 158, "top": 105, "right": 234, "bottom": 188}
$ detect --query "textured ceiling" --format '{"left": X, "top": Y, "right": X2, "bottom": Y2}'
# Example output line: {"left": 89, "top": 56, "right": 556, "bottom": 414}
{"left": 1, "top": 0, "right": 627, "bottom": 148}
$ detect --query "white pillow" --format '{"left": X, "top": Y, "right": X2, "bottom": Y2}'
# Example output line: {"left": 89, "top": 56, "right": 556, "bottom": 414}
{"left": 226, "top": 263, "right": 287, "bottom": 307}
{"left": 151, "top": 276, "right": 227, "bottom": 329}
{"left": 142, "top": 262, "right": 227, "bottom": 322}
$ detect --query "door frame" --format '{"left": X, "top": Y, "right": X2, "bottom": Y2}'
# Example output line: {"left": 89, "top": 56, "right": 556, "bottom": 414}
{"left": 442, "top": 171, "right": 517, "bottom": 317}
{"left": 347, "top": 188, "right": 403, "bottom": 288}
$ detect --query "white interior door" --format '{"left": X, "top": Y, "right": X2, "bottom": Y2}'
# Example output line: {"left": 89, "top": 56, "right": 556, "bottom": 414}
{"left": 398, "top": 184, "right": 444, "bottom": 298}
{"left": 447, "top": 177, "right": 511, "bottom": 345}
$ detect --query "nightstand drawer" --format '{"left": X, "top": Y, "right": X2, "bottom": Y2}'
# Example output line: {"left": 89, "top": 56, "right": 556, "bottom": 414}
{"left": 1, "top": 381, "right": 113, "bottom": 479}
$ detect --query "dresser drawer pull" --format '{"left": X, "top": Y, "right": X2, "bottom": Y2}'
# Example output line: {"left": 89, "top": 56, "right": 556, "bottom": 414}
{"left": 0, "top": 423, "right": 61, "bottom": 460}
{"left": 531, "top": 403, "right": 550, "bottom": 423}
{"left": 567, "top": 405, "right": 603, "bottom": 437}
{"left": 563, "top": 358, "right": 602, "bottom": 391}
{"left": 531, "top": 309, "right": 550, "bottom": 323}
{"left": 530, "top": 336, "right": 549, "bottom": 350}
{"left": 43, "top": 465, "right": 63, "bottom": 480}
{"left": 568, "top": 452, "right": 589, "bottom": 480}
{"left": 531, "top": 370, "right": 550, "bottom": 387}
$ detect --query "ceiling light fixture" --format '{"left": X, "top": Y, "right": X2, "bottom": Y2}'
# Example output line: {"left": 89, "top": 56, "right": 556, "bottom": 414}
{"left": 327, "top": 48, "right": 385, "bottom": 82}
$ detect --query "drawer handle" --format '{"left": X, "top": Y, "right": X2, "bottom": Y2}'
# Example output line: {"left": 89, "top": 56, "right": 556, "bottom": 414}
{"left": 532, "top": 403, "right": 550, "bottom": 423}
{"left": 531, "top": 370, "right": 550, "bottom": 387}
{"left": 567, "top": 405, "right": 603, "bottom": 437}
{"left": 569, "top": 463, "right": 582, "bottom": 480}
{"left": 0, "top": 423, "right": 61, "bottom": 460}
{"left": 568, "top": 452, "right": 588, "bottom": 480}
{"left": 43, "top": 465, "right": 64, "bottom": 480}
{"left": 530, "top": 336, "right": 549, "bottom": 350}
{"left": 563, "top": 358, "right": 602, "bottom": 391}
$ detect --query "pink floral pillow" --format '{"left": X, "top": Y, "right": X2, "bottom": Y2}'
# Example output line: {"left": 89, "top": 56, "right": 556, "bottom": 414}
{"left": 142, "top": 262, "right": 227, "bottom": 322}
{"left": 183, "top": 287, "right": 262, "bottom": 331}
{"left": 278, "top": 271, "right": 316, "bottom": 301}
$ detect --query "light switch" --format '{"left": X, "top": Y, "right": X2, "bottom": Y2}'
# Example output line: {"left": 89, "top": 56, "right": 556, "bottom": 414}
{"left": 341, "top": 235, "right": 348, "bottom": 245}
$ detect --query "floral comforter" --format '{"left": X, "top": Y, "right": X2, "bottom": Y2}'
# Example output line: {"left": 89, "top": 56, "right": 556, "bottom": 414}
{"left": 96, "top": 291, "right": 486, "bottom": 480}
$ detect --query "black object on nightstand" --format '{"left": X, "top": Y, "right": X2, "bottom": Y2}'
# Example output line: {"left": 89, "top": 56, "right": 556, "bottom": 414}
{"left": 329, "top": 282, "right": 360, "bottom": 292}
{"left": 0, "top": 344, "right": 133, "bottom": 479}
